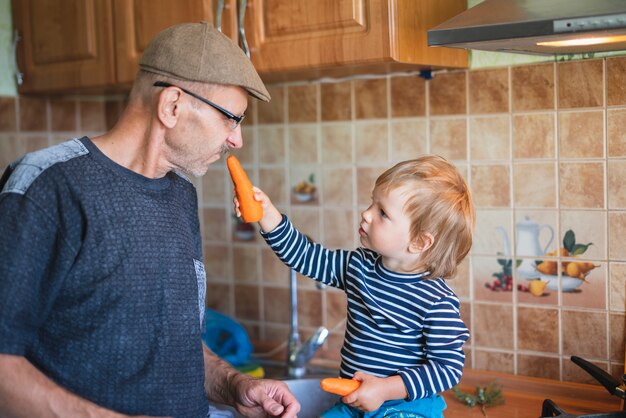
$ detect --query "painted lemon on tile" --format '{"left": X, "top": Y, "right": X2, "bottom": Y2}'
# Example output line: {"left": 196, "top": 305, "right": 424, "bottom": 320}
{"left": 528, "top": 280, "right": 547, "bottom": 296}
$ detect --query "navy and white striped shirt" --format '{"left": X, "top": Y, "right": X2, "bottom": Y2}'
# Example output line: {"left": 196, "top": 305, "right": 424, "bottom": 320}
{"left": 262, "top": 215, "right": 469, "bottom": 400}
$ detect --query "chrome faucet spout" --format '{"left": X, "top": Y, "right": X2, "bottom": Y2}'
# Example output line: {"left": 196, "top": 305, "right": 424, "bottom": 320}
{"left": 286, "top": 267, "right": 328, "bottom": 378}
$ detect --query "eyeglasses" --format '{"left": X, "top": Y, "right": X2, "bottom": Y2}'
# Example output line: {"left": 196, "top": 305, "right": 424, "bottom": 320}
{"left": 153, "top": 81, "right": 245, "bottom": 130}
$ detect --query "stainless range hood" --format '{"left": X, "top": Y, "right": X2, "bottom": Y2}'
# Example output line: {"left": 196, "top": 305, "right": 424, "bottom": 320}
{"left": 428, "top": 0, "right": 626, "bottom": 55}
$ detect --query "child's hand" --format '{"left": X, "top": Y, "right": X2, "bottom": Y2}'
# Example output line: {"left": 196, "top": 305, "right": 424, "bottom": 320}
{"left": 232, "top": 186, "right": 282, "bottom": 233}
{"left": 342, "top": 372, "right": 407, "bottom": 412}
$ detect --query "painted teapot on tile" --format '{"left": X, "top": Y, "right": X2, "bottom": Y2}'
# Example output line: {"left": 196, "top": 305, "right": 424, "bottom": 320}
{"left": 496, "top": 216, "right": 554, "bottom": 279}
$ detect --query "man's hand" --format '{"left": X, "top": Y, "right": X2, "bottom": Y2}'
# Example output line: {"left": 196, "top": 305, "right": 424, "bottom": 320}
{"left": 231, "top": 374, "right": 300, "bottom": 418}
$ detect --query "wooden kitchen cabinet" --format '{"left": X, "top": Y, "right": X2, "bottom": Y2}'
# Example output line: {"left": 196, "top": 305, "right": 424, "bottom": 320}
{"left": 243, "top": 0, "right": 469, "bottom": 82}
{"left": 12, "top": 0, "right": 233, "bottom": 94}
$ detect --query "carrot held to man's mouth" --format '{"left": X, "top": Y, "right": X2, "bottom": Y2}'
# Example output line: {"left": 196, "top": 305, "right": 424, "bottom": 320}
{"left": 227, "top": 154, "right": 263, "bottom": 223}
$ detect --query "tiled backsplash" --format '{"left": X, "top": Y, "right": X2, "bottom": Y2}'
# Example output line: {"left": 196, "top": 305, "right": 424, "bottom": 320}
{"left": 1, "top": 57, "right": 624, "bottom": 384}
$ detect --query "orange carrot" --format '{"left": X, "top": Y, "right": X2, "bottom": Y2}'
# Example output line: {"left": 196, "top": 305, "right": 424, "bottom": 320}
{"left": 320, "top": 378, "right": 361, "bottom": 396}
{"left": 227, "top": 155, "right": 263, "bottom": 223}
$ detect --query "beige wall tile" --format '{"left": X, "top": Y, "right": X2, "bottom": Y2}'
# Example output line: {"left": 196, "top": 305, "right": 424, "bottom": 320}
{"left": 105, "top": 100, "right": 122, "bottom": 130}
{"left": 560, "top": 210, "right": 606, "bottom": 260}
{"left": 518, "top": 354, "right": 560, "bottom": 379}
{"left": 563, "top": 358, "right": 609, "bottom": 384}
{"left": 291, "top": 207, "right": 321, "bottom": 243}
{"left": 469, "top": 68, "right": 509, "bottom": 114}
{"left": 322, "top": 123, "right": 352, "bottom": 164}
{"left": 80, "top": 101, "right": 106, "bottom": 132}
{"left": 21, "top": 135, "right": 49, "bottom": 154}
{"left": 429, "top": 71, "right": 467, "bottom": 116}
{"left": 322, "top": 167, "right": 353, "bottom": 206}
{"left": 297, "top": 289, "right": 323, "bottom": 328}
{"left": 233, "top": 246, "right": 258, "bottom": 283}
{"left": 290, "top": 166, "right": 319, "bottom": 205}
{"left": 323, "top": 208, "right": 356, "bottom": 249}
{"left": 607, "top": 56, "right": 626, "bottom": 106}
{"left": 513, "top": 113, "right": 555, "bottom": 159}
{"left": 263, "top": 323, "right": 289, "bottom": 345}
{"left": 258, "top": 85, "right": 285, "bottom": 124}
{"left": 608, "top": 160, "right": 626, "bottom": 209}
{"left": 289, "top": 125, "right": 318, "bottom": 164}
{"left": 263, "top": 287, "right": 290, "bottom": 324}
{"left": 202, "top": 208, "right": 228, "bottom": 241}
{"left": 430, "top": 118, "right": 467, "bottom": 161}
{"left": 234, "top": 284, "right": 260, "bottom": 320}
{"left": 259, "top": 167, "right": 287, "bottom": 206}
{"left": 206, "top": 283, "right": 232, "bottom": 314}
{"left": 559, "top": 162, "right": 604, "bottom": 209}
{"left": 558, "top": 111, "right": 604, "bottom": 159}
{"left": 203, "top": 243, "right": 229, "bottom": 281}
{"left": 557, "top": 60, "right": 603, "bottom": 109}
{"left": 562, "top": 309, "right": 607, "bottom": 358}
{"left": 50, "top": 99, "right": 76, "bottom": 132}
{"left": 239, "top": 126, "right": 256, "bottom": 164}
{"left": 391, "top": 119, "right": 427, "bottom": 162}
{"left": 513, "top": 162, "right": 556, "bottom": 208}
{"left": 473, "top": 210, "right": 512, "bottom": 255}
{"left": 288, "top": 84, "right": 317, "bottom": 123}
{"left": 261, "top": 247, "right": 288, "bottom": 286}
{"left": 607, "top": 109, "right": 626, "bottom": 157}
{"left": 0, "top": 135, "right": 19, "bottom": 167}
{"left": 326, "top": 289, "right": 348, "bottom": 330}
{"left": 470, "top": 116, "right": 510, "bottom": 161}
{"left": 473, "top": 303, "right": 514, "bottom": 349}
{"left": 356, "top": 167, "right": 386, "bottom": 206}
{"left": 471, "top": 164, "right": 511, "bottom": 208}
{"left": 321, "top": 82, "right": 352, "bottom": 121}
{"left": 20, "top": 96, "right": 48, "bottom": 131}
{"left": 609, "top": 263, "right": 626, "bottom": 312}
{"left": 448, "top": 257, "right": 470, "bottom": 299}
{"left": 518, "top": 306, "right": 559, "bottom": 352}
{"left": 201, "top": 168, "right": 226, "bottom": 205}
{"left": 391, "top": 76, "right": 425, "bottom": 117}
{"left": 355, "top": 122, "right": 388, "bottom": 163}
{"left": 609, "top": 312, "right": 625, "bottom": 361}
{"left": 473, "top": 350, "right": 514, "bottom": 373}
{"left": 609, "top": 212, "right": 626, "bottom": 260}
{"left": 258, "top": 126, "right": 285, "bottom": 165}
{"left": 0, "top": 97, "right": 16, "bottom": 132}
{"left": 355, "top": 79, "right": 387, "bottom": 120}
{"left": 512, "top": 63, "right": 555, "bottom": 111}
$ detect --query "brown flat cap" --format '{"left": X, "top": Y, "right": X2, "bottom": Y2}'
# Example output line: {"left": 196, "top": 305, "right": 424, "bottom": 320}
{"left": 140, "top": 22, "right": 270, "bottom": 102}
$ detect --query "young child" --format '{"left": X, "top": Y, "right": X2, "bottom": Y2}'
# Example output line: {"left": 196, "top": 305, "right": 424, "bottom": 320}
{"left": 234, "top": 155, "right": 474, "bottom": 417}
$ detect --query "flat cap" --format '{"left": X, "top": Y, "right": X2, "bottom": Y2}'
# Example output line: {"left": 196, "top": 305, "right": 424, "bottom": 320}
{"left": 140, "top": 22, "right": 270, "bottom": 102}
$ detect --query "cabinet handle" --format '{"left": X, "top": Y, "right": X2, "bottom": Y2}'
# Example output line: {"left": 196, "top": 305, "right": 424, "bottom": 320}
{"left": 13, "top": 30, "right": 23, "bottom": 86}
{"left": 237, "top": 0, "right": 250, "bottom": 58}
{"left": 215, "top": 0, "right": 224, "bottom": 32}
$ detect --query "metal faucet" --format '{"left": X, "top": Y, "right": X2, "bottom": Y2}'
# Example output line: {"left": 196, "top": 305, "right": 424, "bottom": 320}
{"left": 287, "top": 268, "right": 329, "bottom": 378}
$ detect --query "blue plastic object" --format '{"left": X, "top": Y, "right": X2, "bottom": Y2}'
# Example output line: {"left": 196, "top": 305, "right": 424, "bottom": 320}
{"left": 202, "top": 309, "right": 253, "bottom": 367}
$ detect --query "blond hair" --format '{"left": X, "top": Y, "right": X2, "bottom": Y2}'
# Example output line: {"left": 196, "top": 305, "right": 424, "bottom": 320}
{"left": 375, "top": 155, "right": 475, "bottom": 279}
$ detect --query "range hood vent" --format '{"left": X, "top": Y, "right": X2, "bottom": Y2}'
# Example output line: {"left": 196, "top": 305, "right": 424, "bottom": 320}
{"left": 428, "top": 0, "right": 626, "bottom": 55}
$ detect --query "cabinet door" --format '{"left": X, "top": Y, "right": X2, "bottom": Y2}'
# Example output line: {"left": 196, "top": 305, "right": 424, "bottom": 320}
{"left": 113, "top": 0, "right": 238, "bottom": 84}
{"left": 12, "top": 0, "right": 116, "bottom": 93}
{"left": 243, "top": 0, "right": 467, "bottom": 79}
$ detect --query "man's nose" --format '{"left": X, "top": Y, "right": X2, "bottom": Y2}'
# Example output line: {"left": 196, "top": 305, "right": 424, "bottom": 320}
{"left": 227, "top": 126, "right": 243, "bottom": 149}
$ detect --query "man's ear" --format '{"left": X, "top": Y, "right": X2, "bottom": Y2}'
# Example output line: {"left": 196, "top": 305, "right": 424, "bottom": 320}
{"left": 156, "top": 87, "right": 183, "bottom": 129}
{"left": 409, "top": 232, "right": 434, "bottom": 254}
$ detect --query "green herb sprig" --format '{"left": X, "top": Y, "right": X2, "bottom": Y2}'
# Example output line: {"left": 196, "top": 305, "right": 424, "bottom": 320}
{"left": 452, "top": 382, "right": 504, "bottom": 417}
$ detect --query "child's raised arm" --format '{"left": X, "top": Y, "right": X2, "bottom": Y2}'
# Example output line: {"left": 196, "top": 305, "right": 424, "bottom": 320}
{"left": 231, "top": 185, "right": 282, "bottom": 233}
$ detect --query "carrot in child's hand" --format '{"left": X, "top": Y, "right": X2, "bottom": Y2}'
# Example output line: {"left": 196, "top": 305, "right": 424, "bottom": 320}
{"left": 227, "top": 155, "right": 263, "bottom": 223}
{"left": 320, "top": 378, "right": 361, "bottom": 396}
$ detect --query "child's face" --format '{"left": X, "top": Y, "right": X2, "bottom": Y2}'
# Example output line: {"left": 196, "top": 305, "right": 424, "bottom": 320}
{"left": 359, "top": 185, "right": 418, "bottom": 270}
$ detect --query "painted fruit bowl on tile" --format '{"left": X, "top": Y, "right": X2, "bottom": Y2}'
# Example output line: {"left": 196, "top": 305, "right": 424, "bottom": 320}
{"left": 535, "top": 271, "right": 589, "bottom": 292}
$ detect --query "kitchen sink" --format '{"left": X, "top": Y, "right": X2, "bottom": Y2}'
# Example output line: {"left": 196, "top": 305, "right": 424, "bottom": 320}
{"left": 211, "top": 377, "right": 340, "bottom": 418}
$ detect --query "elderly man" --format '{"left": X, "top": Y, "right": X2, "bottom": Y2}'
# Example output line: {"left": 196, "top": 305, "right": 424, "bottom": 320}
{"left": 0, "top": 22, "right": 299, "bottom": 418}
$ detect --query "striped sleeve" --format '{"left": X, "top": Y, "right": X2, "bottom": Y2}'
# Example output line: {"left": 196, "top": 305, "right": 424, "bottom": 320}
{"left": 261, "top": 215, "right": 351, "bottom": 290}
{"left": 397, "top": 295, "right": 469, "bottom": 400}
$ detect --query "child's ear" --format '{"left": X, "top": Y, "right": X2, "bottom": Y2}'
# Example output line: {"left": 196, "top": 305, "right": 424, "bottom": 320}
{"left": 409, "top": 232, "right": 434, "bottom": 254}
